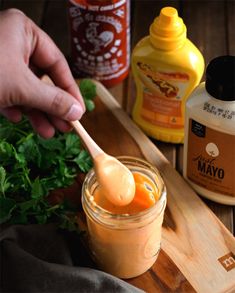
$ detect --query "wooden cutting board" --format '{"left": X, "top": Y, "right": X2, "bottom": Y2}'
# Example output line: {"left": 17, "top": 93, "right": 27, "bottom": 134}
{"left": 78, "top": 80, "right": 235, "bottom": 293}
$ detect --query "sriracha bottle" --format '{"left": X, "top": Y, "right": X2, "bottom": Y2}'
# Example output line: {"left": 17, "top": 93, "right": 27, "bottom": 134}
{"left": 67, "top": 0, "right": 130, "bottom": 87}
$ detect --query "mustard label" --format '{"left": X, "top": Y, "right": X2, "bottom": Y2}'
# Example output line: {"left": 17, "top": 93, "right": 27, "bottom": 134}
{"left": 136, "top": 62, "right": 190, "bottom": 129}
{"left": 187, "top": 119, "right": 235, "bottom": 197}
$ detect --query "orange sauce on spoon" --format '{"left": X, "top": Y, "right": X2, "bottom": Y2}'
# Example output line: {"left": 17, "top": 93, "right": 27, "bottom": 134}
{"left": 93, "top": 171, "right": 160, "bottom": 214}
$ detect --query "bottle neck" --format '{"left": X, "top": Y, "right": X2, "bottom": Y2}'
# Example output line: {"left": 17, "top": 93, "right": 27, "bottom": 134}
{"left": 149, "top": 7, "right": 187, "bottom": 51}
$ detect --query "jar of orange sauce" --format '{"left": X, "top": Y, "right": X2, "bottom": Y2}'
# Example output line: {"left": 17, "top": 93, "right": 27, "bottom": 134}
{"left": 67, "top": 0, "right": 130, "bottom": 87}
{"left": 82, "top": 156, "right": 167, "bottom": 279}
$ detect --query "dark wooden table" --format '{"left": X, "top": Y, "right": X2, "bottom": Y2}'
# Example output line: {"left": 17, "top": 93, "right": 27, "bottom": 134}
{"left": 0, "top": 1, "right": 234, "bottom": 290}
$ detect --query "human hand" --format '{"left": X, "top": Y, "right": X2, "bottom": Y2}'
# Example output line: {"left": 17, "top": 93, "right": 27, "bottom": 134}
{"left": 0, "top": 9, "right": 85, "bottom": 138}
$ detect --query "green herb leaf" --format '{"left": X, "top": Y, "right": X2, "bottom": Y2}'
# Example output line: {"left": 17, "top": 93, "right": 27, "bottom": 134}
{"left": 84, "top": 99, "right": 95, "bottom": 112}
{"left": 80, "top": 79, "right": 96, "bottom": 112}
{"left": 65, "top": 133, "right": 81, "bottom": 156}
{"left": 19, "top": 199, "right": 37, "bottom": 213}
{"left": 59, "top": 214, "right": 80, "bottom": 232}
{"left": 14, "top": 149, "right": 26, "bottom": 166}
{"left": 9, "top": 211, "right": 28, "bottom": 225}
{"left": 79, "top": 79, "right": 96, "bottom": 101}
{"left": 73, "top": 150, "right": 93, "bottom": 172}
{"left": 0, "top": 167, "right": 7, "bottom": 195}
{"left": 0, "top": 141, "right": 14, "bottom": 165}
{"left": 0, "top": 197, "right": 16, "bottom": 224}
{"left": 0, "top": 80, "right": 96, "bottom": 230}
{"left": 38, "top": 136, "right": 63, "bottom": 151}
{"left": 35, "top": 214, "right": 48, "bottom": 224}
{"left": 31, "top": 177, "right": 44, "bottom": 199}
{"left": 18, "top": 135, "right": 42, "bottom": 167}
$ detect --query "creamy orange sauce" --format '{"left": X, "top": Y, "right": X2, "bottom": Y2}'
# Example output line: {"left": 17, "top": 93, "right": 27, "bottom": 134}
{"left": 94, "top": 153, "right": 136, "bottom": 206}
{"left": 93, "top": 171, "right": 160, "bottom": 214}
{"left": 86, "top": 170, "right": 165, "bottom": 279}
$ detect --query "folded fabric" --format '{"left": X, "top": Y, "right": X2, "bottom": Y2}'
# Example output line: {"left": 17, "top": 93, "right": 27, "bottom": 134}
{"left": 0, "top": 224, "right": 143, "bottom": 293}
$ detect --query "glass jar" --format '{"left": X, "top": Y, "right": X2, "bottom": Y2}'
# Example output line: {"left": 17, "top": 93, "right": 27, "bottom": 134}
{"left": 82, "top": 156, "right": 167, "bottom": 279}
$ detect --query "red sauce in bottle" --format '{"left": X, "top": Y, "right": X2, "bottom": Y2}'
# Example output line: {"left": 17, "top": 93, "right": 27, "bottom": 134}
{"left": 67, "top": 0, "right": 130, "bottom": 87}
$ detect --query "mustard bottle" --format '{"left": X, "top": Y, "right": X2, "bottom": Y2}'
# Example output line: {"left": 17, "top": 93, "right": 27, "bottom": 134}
{"left": 131, "top": 7, "right": 205, "bottom": 143}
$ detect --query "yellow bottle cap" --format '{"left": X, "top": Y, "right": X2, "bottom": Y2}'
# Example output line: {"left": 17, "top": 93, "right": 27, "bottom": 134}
{"left": 150, "top": 7, "right": 186, "bottom": 50}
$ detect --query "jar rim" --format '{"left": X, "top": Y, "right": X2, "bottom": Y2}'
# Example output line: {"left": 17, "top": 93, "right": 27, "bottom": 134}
{"left": 82, "top": 156, "right": 167, "bottom": 227}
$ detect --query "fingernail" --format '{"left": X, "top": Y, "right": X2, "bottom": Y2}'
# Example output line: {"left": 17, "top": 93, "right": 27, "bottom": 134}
{"left": 65, "top": 104, "right": 83, "bottom": 121}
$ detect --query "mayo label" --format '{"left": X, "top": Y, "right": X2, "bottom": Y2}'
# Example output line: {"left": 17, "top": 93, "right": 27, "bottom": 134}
{"left": 187, "top": 119, "right": 235, "bottom": 197}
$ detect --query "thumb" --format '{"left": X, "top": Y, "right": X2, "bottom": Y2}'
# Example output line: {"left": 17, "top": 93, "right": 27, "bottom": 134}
{"left": 19, "top": 70, "right": 85, "bottom": 121}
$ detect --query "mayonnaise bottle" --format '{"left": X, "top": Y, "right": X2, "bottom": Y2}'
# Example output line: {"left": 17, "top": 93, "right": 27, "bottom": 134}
{"left": 183, "top": 56, "right": 235, "bottom": 205}
{"left": 131, "top": 7, "right": 204, "bottom": 143}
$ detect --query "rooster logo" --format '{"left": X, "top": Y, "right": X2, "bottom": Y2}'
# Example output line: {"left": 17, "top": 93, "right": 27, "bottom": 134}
{"left": 85, "top": 22, "right": 114, "bottom": 54}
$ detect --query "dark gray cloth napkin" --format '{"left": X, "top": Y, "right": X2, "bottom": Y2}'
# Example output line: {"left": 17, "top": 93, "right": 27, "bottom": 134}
{"left": 0, "top": 224, "right": 143, "bottom": 293}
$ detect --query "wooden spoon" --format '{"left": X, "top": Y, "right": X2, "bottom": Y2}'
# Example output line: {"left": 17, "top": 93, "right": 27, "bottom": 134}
{"left": 71, "top": 121, "right": 135, "bottom": 206}
{"left": 41, "top": 75, "right": 135, "bottom": 205}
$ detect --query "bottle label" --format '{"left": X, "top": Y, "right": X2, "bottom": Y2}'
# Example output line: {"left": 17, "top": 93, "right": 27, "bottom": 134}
{"left": 68, "top": 0, "right": 130, "bottom": 82}
{"left": 136, "top": 62, "right": 190, "bottom": 128}
{"left": 187, "top": 119, "right": 235, "bottom": 197}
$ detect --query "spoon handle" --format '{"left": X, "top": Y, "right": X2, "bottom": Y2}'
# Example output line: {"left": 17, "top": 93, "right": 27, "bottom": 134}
{"left": 40, "top": 75, "right": 104, "bottom": 160}
{"left": 70, "top": 120, "right": 104, "bottom": 159}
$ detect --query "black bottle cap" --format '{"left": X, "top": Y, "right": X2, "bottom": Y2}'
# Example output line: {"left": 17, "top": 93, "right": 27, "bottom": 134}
{"left": 205, "top": 55, "right": 235, "bottom": 101}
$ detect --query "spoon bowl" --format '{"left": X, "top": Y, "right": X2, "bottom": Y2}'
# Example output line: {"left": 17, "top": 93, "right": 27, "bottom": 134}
{"left": 71, "top": 120, "right": 135, "bottom": 206}
{"left": 94, "top": 153, "right": 136, "bottom": 206}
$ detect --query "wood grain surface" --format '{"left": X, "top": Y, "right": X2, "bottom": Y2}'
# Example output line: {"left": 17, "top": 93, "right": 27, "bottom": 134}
{"left": 80, "top": 80, "right": 235, "bottom": 293}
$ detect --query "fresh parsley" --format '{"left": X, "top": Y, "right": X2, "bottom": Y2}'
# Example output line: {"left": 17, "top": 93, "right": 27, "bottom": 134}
{"left": 79, "top": 79, "right": 96, "bottom": 111}
{"left": 0, "top": 79, "right": 96, "bottom": 230}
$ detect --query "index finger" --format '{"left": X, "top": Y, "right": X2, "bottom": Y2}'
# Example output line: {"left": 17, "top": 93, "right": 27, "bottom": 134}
{"left": 29, "top": 20, "right": 85, "bottom": 111}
